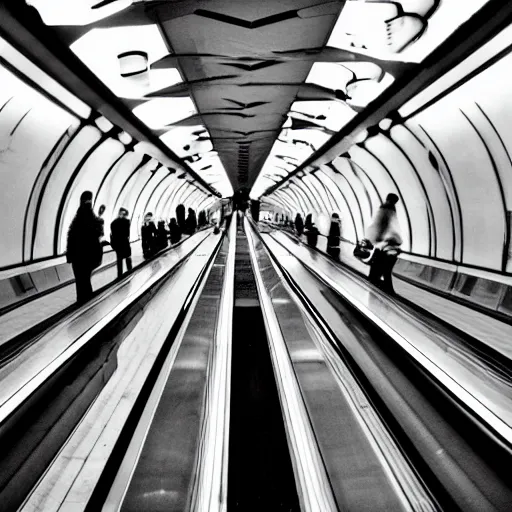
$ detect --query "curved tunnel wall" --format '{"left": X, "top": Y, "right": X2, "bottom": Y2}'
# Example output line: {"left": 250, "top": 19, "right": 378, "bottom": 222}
{"left": 0, "top": 56, "right": 217, "bottom": 270}
{"left": 264, "top": 36, "right": 512, "bottom": 276}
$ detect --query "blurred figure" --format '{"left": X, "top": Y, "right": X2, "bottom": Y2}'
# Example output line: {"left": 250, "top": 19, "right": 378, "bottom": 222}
{"left": 176, "top": 204, "right": 186, "bottom": 233}
{"left": 198, "top": 210, "right": 207, "bottom": 227}
{"left": 141, "top": 212, "right": 157, "bottom": 259}
{"left": 306, "top": 222, "right": 319, "bottom": 248}
{"left": 157, "top": 220, "right": 168, "bottom": 251}
{"left": 66, "top": 191, "right": 103, "bottom": 303}
{"left": 305, "top": 213, "right": 313, "bottom": 231}
{"left": 366, "top": 193, "right": 403, "bottom": 294}
{"left": 97, "top": 204, "right": 106, "bottom": 240}
{"left": 168, "top": 218, "right": 182, "bottom": 244}
{"left": 294, "top": 213, "right": 304, "bottom": 236}
{"left": 327, "top": 213, "right": 341, "bottom": 259}
{"left": 186, "top": 207, "right": 197, "bottom": 234}
{"left": 110, "top": 207, "right": 132, "bottom": 278}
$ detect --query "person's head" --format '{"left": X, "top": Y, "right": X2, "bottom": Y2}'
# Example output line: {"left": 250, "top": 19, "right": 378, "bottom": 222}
{"left": 385, "top": 193, "right": 399, "bottom": 206}
{"left": 80, "top": 190, "right": 93, "bottom": 206}
{"left": 170, "top": 217, "right": 177, "bottom": 226}
{"left": 332, "top": 212, "right": 339, "bottom": 220}
{"left": 144, "top": 212, "right": 153, "bottom": 223}
{"left": 119, "top": 207, "right": 128, "bottom": 218}
{"left": 98, "top": 204, "right": 106, "bottom": 216}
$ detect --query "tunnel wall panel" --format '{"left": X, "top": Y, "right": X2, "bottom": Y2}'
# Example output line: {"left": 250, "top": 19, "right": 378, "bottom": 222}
{"left": 0, "top": 65, "right": 76, "bottom": 267}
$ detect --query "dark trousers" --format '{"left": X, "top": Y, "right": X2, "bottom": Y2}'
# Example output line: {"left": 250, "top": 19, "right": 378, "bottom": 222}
{"left": 327, "top": 246, "right": 340, "bottom": 259}
{"left": 116, "top": 255, "right": 132, "bottom": 277}
{"left": 368, "top": 250, "right": 398, "bottom": 293}
{"left": 72, "top": 262, "right": 93, "bottom": 303}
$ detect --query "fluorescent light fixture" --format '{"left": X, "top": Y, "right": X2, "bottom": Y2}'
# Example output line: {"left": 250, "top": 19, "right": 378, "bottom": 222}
{"left": 118, "top": 131, "right": 133, "bottom": 144}
{"left": 94, "top": 116, "right": 114, "bottom": 132}
{"left": 379, "top": 118, "right": 392, "bottom": 131}
{"left": 71, "top": 25, "right": 182, "bottom": 99}
{"left": 133, "top": 97, "right": 197, "bottom": 129}
{"left": 28, "top": 0, "right": 132, "bottom": 26}
{"left": 354, "top": 129, "right": 368, "bottom": 144}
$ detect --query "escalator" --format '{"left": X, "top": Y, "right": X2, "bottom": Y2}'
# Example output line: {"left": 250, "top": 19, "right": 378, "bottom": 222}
{"left": 228, "top": 218, "right": 300, "bottom": 511}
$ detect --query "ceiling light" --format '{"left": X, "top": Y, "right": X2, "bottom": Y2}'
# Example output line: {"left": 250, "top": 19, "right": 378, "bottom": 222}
{"left": 133, "top": 97, "right": 197, "bottom": 129}
{"left": 118, "top": 131, "right": 133, "bottom": 144}
{"left": 306, "top": 63, "right": 354, "bottom": 92}
{"left": 71, "top": 25, "right": 180, "bottom": 99}
{"left": 28, "top": 0, "right": 132, "bottom": 26}
{"left": 378, "top": 118, "right": 392, "bottom": 130}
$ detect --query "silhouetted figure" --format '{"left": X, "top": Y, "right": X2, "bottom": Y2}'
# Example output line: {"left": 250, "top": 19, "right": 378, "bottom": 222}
{"left": 327, "top": 213, "right": 341, "bottom": 259}
{"left": 185, "top": 208, "right": 197, "bottom": 234}
{"left": 305, "top": 213, "right": 313, "bottom": 231}
{"left": 176, "top": 204, "right": 186, "bottom": 233}
{"left": 141, "top": 212, "right": 158, "bottom": 259}
{"left": 294, "top": 214, "right": 304, "bottom": 236}
{"left": 96, "top": 204, "right": 106, "bottom": 245}
{"left": 168, "top": 218, "right": 182, "bottom": 244}
{"left": 306, "top": 223, "right": 319, "bottom": 248}
{"left": 366, "top": 193, "right": 403, "bottom": 294}
{"left": 198, "top": 210, "right": 207, "bottom": 227}
{"left": 250, "top": 200, "right": 260, "bottom": 222}
{"left": 110, "top": 207, "right": 132, "bottom": 278}
{"left": 157, "top": 220, "right": 168, "bottom": 251}
{"left": 66, "top": 191, "right": 103, "bottom": 303}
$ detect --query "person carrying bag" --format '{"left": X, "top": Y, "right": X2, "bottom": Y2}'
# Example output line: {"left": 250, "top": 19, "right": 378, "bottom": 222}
{"left": 362, "top": 193, "right": 403, "bottom": 294}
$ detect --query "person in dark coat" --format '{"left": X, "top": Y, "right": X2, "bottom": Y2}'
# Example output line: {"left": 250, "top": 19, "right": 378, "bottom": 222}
{"left": 185, "top": 208, "right": 197, "bottom": 235}
{"left": 327, "top": 213, "right": 341, "bottom": 259}
{"left": 168, "top": 218, "right": 181, "bottom": 244}
{"left": 366, "top": 193, "right": 403, "bottom": 294}
{"left": 294, "top": 213, "right": 304, "bottom": 236}
{"left": 305, "top": 213, "right": 313, "bottom": 231}
{"left": 110, "top": 207, "right": 132, "bottom": 278}
{"left": 141, "top": 212, "right": 158, "bottom": 259}
{"left": 66, "top": 190, "right": 103, "bottom": 303}
{"left": 306, "top": 223, "right": 319, "bottom": 248}
{"left": 157, "top": 220, "right": 168, "bottom": 251}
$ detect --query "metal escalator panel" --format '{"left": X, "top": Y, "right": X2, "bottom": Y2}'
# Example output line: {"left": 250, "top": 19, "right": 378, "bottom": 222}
{"left": 227, "top": 219, "right": 300, "bottom": 511}
{"left": 104, "top": 236, "right": 228, "bottom": 512}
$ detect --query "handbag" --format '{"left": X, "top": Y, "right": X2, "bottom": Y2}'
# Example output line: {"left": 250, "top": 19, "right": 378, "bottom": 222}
{"left": 353, "top": 239, "right": 375, "bottom": 264}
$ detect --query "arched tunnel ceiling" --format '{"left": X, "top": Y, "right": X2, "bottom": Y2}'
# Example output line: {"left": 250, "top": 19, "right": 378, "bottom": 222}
{"left": 15, "top": 0, "right": 496, "bottom": 197}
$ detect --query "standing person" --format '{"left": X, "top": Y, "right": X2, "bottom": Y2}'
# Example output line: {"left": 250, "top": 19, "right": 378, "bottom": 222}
{"left": 306, "top": 222, "right": 319, "bottom": 248}
{"left": 97, "top": 204, "right": 106, "bottom": 242}
{"left": 294, "top": 213, "right": 304, "bottom": 236}
{"left": 110, "top": 207, "right": 132, "bottom": 278}
{"left": 66, "top": 191, "right": 103, "bottom": 303}
{"left": 186, "top": 208, "right": 197, "bottom": 235}
{"left": 366, "top": 193, "right": 403, "bottom": 294}
{"left": 168, "top": 218, "right": 181, "bottom": 244}
{"left": 305, "top": 213, "right": 313, "bottom": 231}
{"left": 327, "top": 213, "right": 341, "bottom": 259}
{"left": 141, "top": 212, "right": 157, "bottom": 259}
{"left": 157, "top": 220, "right": 168, "bottom": 251}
